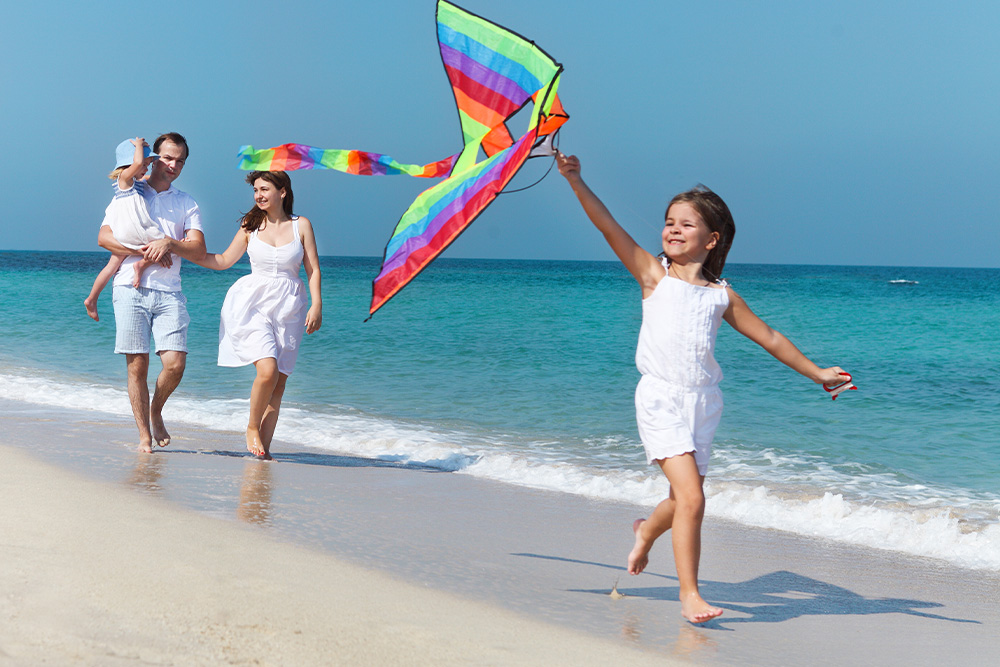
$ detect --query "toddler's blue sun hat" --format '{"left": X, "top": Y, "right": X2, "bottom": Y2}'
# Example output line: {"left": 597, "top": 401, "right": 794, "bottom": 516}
{"left": 115, "top": 139, "right": 158, "bottom": 169}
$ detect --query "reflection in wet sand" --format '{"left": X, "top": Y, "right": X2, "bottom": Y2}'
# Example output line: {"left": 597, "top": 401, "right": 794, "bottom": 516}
{"left": 126, "top": 452, "right": 166, "bottom": 495}
{"left": 237, "top": 460, "right": 273, "bottom": 525}
{"left": 671, "top": 624, "right": 718, "bottom": 659}
{"left": 619, "top": 613, "right": 642, "bottom": 642}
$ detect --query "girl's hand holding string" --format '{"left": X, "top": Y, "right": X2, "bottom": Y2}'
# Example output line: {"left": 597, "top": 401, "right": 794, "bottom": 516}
{"left": 556, "top": 152, "right": 581, "bottom": 182}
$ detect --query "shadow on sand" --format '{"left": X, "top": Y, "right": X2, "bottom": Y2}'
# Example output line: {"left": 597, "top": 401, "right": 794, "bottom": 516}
{"left": 513, "top": 552, "right": 980, "bottom": 627}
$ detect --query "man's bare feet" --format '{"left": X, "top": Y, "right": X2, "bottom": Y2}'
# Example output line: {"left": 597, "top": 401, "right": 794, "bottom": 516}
{"left": 680, "top": 592, "right": 723, "bottom": 624}
{"left": 150, "top": 412, "right": 171, "bottom": 447}
{"left": 138, "top": 434, "right": 153, "bottom": 454}
{"left": 84, "top": 298, "right": 99, "bottom": 321}
{"left": 246, "top": 427, "right": 266, "bottom": 457}
{"left": 627, "top": 518, "right": 652, "bottom": 575}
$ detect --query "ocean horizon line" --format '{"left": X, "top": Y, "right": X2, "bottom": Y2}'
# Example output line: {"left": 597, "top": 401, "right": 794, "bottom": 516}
{"left": 3, "top": 248, "right": 999, "bottom": 272}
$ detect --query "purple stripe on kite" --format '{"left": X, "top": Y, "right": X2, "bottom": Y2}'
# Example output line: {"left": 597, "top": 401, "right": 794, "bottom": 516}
{"left": 382, "top": 129, "right": 536, "bottom": 266}
{"left": 381, "top": 156, "right": 509, "bottom": 267}
{"left": 378, "top": 136, "right": 531, "bottom": 277}
{"left": 307, "top": 146, "right": 326, "bottom": 168}
{"left": 438, "top": 24, "right": 543, "bottom": 95}
{"left": 440, "top": 43, "right": 528, "bottom": 109}
{"left": 379, "top": 161, "right": 510, "bottom": 276}
{"left": 382, "top": 155, "right": 502, "bottom": 259}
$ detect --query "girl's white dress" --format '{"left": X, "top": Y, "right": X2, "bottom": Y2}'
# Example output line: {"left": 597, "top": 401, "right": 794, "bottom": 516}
{"left": 218, "top": 217, "right": 307, "bottom": 375}
{"left": 103, "top": 179, "right": 164, "bottom": 249}
{"left": 634, "top": 258, "right": 730, "bottom": 475}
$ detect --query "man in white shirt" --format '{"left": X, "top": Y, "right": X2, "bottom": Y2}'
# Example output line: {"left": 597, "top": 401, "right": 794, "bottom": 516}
{"left": 99, "top": 132, "right": 206, "bottom": 453}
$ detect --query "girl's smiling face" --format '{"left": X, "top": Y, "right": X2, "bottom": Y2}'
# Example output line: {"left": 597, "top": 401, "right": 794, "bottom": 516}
{"left": 662, "top": 202, "right": 719, "bottom": 263}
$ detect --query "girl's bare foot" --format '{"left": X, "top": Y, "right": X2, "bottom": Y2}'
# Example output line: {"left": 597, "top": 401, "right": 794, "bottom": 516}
{"left": 84, "top": 298, "right": 99, "bottom": 321}
{"left": 680, "top": 592, "right": 723, "bottom": 624}
{"left": 132, "top": 259, "right": 152, "bottom": 288}
{"left": 627, "top": 518, "right": 652, "bottom": 575}
{"left": 245, "top": 427, "right": 265, "bottom": 457}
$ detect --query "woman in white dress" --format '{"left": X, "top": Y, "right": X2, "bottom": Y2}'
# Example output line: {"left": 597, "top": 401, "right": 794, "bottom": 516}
{"left": 194, "top": 171, "right": 322, "bottom": 459}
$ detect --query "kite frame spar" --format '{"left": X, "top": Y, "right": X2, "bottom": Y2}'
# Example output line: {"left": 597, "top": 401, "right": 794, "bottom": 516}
{"left": 236, "top": 0, "right": 568, "bottom": 318}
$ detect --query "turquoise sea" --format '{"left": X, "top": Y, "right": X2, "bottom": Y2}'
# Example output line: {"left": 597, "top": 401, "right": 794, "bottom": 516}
{"left": 2, "top": 251, "right": 998, "bottom": 569}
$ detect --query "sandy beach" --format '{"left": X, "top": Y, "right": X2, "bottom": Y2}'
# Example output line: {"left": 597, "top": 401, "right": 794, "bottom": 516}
{"left": 2, "top": 397, "right": 998, "bottom": 665}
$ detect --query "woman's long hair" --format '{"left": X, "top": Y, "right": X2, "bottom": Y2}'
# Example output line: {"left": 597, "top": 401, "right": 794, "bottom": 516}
{"left": 666, "top": 185, "right": 736, "bottom": 281}
{"left": 241, "top": 171, "right": 294, "bottom": 232}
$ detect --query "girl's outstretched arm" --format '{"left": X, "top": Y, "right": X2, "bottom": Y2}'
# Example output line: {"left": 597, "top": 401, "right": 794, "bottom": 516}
{"left": 557, "top": 153, "right": 663, "bottom": 296}
{"left": 723, "top": 288, "right": 848, "bottom": 386}
{"left": 299, "top": 216, "right": 323, "bottom": 334}
{"left": 189, "top": 228, "right": 249, "bottom": 271}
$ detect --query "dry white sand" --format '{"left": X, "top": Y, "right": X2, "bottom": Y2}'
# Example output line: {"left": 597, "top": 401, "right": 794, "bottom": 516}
{"left": 0, "top": 444, "right": 672, "bottom": 666}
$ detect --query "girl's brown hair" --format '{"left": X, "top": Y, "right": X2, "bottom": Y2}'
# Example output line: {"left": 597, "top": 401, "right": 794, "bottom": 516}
{"left": 666, "top": 185, "right": 736, "bottom": 281}
{"left": 241, "top": 171, "right": 294, "bottom": 232}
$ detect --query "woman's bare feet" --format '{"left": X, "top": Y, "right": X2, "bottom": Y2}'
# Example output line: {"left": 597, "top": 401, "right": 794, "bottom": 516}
{"left": 627, "top": 518, "right": 653, "bottom": 575}
{"left": 246, "top": 427, "right": 266, "bottom": 457}
{"left": 680, "top": 592, "right": 723, "bottom": 624}
{"left": 84, "top": 297, "right": 100, "bottom": 321}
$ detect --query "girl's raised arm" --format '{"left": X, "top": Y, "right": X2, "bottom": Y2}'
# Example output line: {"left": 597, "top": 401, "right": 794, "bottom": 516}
{"left": 118, "top": 138, "right": 155, "bottom": 190}
{"left": 557, "top": 153, "right": 663, "bottom": 296}
{"left": 723, "top": 288, "right": 848, "bottom": 386}
{"left": 190, "top": 227, "right": 249, "bottom": 271}
{"left": 298, "top": 216, "right": 323, "bottom": 334}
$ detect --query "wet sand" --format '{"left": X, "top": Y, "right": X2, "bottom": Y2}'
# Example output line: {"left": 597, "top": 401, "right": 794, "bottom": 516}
{"left": 2, "top": 397, "right": 998, "bottom": 665}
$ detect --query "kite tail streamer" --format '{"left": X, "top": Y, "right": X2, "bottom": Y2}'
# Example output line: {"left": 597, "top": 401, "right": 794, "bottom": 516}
{"left": 238, "top": 143, "right": 458, "bottom": 178}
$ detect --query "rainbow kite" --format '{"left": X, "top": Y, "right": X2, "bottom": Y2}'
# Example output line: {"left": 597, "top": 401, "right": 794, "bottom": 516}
{"left": 238, "top": 0, "right": 568, "bottom": 317}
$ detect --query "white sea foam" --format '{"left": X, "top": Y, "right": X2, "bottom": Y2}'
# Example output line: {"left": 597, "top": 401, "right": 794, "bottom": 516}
{"left": 3, "top": 368, "right": 999, "bottom": 571}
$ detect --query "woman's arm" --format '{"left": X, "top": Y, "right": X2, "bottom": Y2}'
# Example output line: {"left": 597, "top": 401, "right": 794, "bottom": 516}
{"left": 723, "top": 288, "right": 847, "bottom": 385}
{"left": 187, "top": 228, "right": 248, "bottom": 271}
{"left": 557, "top": 153, "right": 663, "bottom": 297}
{"left": 299, "top": 217, "right": 323, "bottom": 333}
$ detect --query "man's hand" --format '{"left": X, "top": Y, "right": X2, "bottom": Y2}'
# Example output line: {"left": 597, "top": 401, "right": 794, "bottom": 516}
{"left": 142, "top": 238, "right": 175, "bottom": 266}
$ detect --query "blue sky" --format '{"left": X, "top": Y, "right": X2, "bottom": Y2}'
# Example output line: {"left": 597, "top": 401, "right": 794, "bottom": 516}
{"left": 3, "top": 0, "right": 998, "bottom": 268}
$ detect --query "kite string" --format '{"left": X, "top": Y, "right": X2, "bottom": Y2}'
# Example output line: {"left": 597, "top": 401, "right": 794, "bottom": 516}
{"left": 498, "top": 132, "right": 561, "bottom": 195}
{"left": 499, "top": 154, "right": 557, "bottom": 194}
